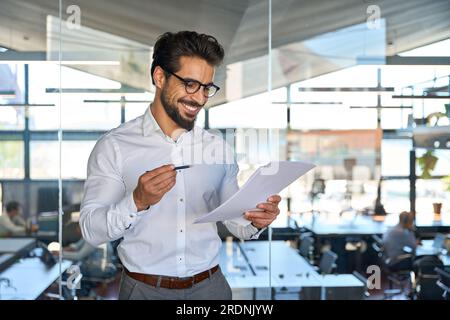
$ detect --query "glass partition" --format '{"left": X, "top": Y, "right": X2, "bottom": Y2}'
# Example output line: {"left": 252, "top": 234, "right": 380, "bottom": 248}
{"left": 57, "top": 0, "right": 271, "bottom": 300}
{"left": 0, "top": 0, "right": 65, "bottom": 299}
{"left": 270, "top": 0, "right": 450, "bottom": 299}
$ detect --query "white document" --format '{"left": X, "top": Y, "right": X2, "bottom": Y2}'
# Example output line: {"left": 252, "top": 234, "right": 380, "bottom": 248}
{"left": 194, "top": 161, "right": 315, "bottom": 224}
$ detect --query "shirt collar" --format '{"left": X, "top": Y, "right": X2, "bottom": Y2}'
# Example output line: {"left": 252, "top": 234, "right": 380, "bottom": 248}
{"left": 142, "top": 105, "right": 163, "bottom": 137}
{"left": 142, "top": 105, "right": 201, "bottom": 141}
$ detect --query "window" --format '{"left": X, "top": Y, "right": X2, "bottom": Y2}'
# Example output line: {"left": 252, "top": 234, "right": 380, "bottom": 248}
{"left": 381, "top": 139, "right": 412, "bottom": 177}
{"left": 0, "top": 106, "right": 25, "bottom": 130}
{"left": 210, "top": 88, "right": 287, "bottom": 129}
{"left": 290, "top": 105, "right": 377, "bottom": 130}
{"left": 0, "top": 141, "right": 24, "bottom": 179}
{"left": 28, "top": 64, "right": 123, "bottom": 130}
{"left": 381, "top": 179, "right": 410, "bottom": 214}
{"left": 30, "top": 141, "right": 96, "bottom": 179}
{"left": 29, "top": 96, "right": 121, "bottom": 130}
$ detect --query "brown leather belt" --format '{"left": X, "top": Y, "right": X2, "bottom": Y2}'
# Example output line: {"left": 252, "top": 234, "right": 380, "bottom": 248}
{"left": 125, "top": 265, "right": 219, "bottom": 289}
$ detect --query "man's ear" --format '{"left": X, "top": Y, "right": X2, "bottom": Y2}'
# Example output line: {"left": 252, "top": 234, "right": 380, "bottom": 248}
{"left": 153, "top": 66, "right": 166, "bottom": 90}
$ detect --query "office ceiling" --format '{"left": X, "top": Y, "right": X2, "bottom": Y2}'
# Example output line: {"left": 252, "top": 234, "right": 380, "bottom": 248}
{"left": 0, "top": 0, "right": 449, "bottom": 106}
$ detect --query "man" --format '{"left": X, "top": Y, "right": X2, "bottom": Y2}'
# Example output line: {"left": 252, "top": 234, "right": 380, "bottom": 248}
{"left": 382, "top": 211, "right": 418, "bottom": 264}
{"left": 80, "top": 31, "right": 281, "bottom": 300}
{"left": 0, "top": 201, "right": 37, "bottom": 237}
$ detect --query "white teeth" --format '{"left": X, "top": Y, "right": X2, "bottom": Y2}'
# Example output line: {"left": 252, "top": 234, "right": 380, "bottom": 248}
{"left": 183, "top": 104, "right": 197, "bottom": 112}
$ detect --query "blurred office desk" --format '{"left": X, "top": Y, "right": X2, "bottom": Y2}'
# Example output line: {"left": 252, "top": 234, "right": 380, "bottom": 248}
{"left": 35, "top": 231, "right": 58, "bottom": 243}
{"left": 220, "top": 240, "right": 253, "bottom": 277}
{"left": 299, "top": 214, "right": 392, "bottom": 273}
{"left": 7, "top": 232, "right": 58, "bottom": 245}
{"left": 0, "top": 238, "right": 36, "bottom": 273}
{"left": 292, "top": 212, "right": 449, "bottom": 273}
{"left": 239, "top": 241, "right": 318, "bottom": 276}
{"left": 0, "top": 238, "right": 36, "bottom": 253}
{"left": 220, "top": 240, "right": 364, "bottom": 300}
{"left": 298, "top": 214, "right": 396, "bottom": 237}
{"left": 416, "top": 239, "right": 442, "bottom": 256}
{"left": 0, "top": 257, "right": 71, "bottom": 300}
{"left": 440, "top": 254, "right": 450, "bottom": 267}
{"left": 415, "top": 212, "right": 450, "bottom": 235}
{"left": 416, "top": 239, "right": 450, "bottom": 267}
{"left": 319, "top": 274, "right": 365, "bottom": 300}
{"left": 0, "top": 238, "right": 71, "bottom": 299}
{"left": 294, "top": 212, "right": 450, "bottom": 236}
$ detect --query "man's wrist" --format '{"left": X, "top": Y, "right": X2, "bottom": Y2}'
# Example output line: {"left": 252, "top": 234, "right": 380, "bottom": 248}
{"left": 251, "top": 222, "right": 262, "bottom": 231}
{"left": 132, "top": 190, "right": 149, "bottom": 212}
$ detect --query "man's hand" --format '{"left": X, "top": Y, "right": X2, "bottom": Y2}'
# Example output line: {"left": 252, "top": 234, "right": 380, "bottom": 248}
{"left": 133, "top": 164, "right": 177, "bottom": 211}
{"left": 244, "top": 195, "right": 281, "bottom": 229}
{"left": 29, "top": 224, "right": 39, "bottom": 233}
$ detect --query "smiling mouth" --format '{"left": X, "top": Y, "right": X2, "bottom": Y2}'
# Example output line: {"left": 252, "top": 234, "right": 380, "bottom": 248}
{"left": 181, "top": 102, "right": 200, "bottom": 116}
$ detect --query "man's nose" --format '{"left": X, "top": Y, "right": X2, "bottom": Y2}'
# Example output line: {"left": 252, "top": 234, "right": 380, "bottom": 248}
{"left": 191, "top": 87, "right": 208, "bottom": 106}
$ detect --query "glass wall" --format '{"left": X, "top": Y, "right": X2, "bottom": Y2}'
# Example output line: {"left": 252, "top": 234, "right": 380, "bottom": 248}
{"left": 0, "top": 0, "right": 64, "bottom": 299}
{"left": 1, "top": 0, "right": 449, "bottom": 300}
{"left": 57, "top": 0, "right": 271, "bottom": 299}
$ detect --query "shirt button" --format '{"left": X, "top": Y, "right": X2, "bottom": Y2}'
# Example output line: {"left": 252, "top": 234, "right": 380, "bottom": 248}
{"left": 179, "top": 198, "right": 183, "bottom": 202}
{"left": 180, "top": 229, "right": 183, "bottom": 233}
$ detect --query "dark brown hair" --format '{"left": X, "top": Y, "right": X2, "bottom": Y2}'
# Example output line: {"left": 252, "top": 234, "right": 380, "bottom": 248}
{"left": 150, "top": 31, "right": 224, "bottom": 85}
{"left": 6, "top": 201, "right": 20, "bottom": 212}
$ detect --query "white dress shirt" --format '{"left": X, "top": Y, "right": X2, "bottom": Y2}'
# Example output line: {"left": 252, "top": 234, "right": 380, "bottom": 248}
{"left": 0, "top": 213, "right": 26, "bottom": 237}
{"left": 80, "top": 106, "right": 264, "bottom": 277}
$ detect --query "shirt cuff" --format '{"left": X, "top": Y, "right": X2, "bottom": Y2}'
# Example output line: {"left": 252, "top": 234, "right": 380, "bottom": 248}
{"left": 115, "top": 192, "right": 148, "bottom": 231}
{"left": 248, "top": 224, "right": 267, "bottom": 240}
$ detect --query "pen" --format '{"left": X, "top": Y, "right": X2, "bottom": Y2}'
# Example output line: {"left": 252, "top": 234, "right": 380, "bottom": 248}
{"left": 146, "top": 165, "right": 191, "bottom": 173}
{"left": 173, "top": 165, "right": 191, "bottom": 170}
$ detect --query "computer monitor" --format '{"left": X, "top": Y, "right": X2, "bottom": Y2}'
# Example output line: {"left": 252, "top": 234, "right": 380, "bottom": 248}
{"left": 37, "top": 211, "right": 59, "bottom": 233}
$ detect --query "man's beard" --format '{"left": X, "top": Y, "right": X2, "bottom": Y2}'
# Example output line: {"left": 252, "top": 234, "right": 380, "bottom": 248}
{"left": 161, "top": 87, "right": 201, "bottom": 131}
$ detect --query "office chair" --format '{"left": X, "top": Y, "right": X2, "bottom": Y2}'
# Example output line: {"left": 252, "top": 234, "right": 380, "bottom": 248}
{"left": 297, "top": 178, "right": 329, "bottom": 219}
{"left": 298, "top": 235, "right": 314, "bottom": 263}
{"left": 345, "top": 236, "right": 367, "bottom": 273}
{"left": 342, "top": 158, "right": 357, "bottom": 210}
{"left": 80, "top": 263, "right": 118, "bottom": 300}
{"left": 435, "top": 267, "right": 450, "bottom": 300}
{"left": 410, "top": 256, "right": 444, "bottom": 300}
{"left": 317, "top": 250, "right": 338, "bottom": 275}
{"left": 79, "top": 244, "right": 118, "bottom": 300}
{"left": 371, "top": 235, "right": 414, "bottom": 299}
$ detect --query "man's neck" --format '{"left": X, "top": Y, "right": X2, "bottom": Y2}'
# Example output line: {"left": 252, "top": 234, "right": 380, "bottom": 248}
{"left": 150, "top": 101, "right": 185, "bottom": 140}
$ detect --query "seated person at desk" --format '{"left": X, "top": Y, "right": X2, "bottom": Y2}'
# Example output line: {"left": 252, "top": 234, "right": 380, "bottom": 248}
{"left": 0, "top": 201, "right": 38, "bottom": 237}
{"left": 54, "top": 222, "right": 117, "bottom": 280}
{"left": 382, "top": 211, "right": 418, "bottom": 267}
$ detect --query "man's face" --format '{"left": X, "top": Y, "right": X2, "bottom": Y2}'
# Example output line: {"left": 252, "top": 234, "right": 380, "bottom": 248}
{"left": 8, "top": 209, "right": 19, "bottom": 218}
{"left": 160, "top": 56, "right": 215, "bottom": 131}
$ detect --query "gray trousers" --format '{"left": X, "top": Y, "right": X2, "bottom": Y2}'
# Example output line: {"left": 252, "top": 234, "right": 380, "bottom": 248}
{"left": 118, "top": 268, "right": 232, "bottom": 300}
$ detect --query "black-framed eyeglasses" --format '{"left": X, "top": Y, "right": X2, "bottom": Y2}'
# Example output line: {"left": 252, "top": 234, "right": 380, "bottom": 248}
{"left": 166, "top": 70, "right": 220, "bottom": 98}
